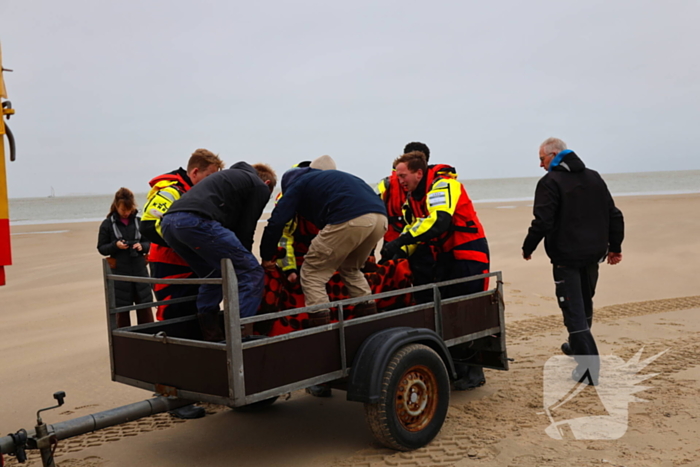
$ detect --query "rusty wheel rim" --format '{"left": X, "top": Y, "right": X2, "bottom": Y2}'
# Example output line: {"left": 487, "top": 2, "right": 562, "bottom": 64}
{"left": 394, "top": 364, "right": 438, "bottom": 432}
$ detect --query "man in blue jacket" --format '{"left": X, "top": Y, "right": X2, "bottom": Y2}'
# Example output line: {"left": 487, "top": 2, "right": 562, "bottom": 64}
{"left": 161, "top": 161, "right": 276, "bottom": 341}
{"left": 260, "top": 168, "right": 388, "bottom": 327}
{"left": 522, "top": 137, "right": 624, "bottom": 385}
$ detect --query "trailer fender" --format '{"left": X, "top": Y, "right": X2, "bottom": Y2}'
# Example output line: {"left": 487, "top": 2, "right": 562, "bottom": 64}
{"left": 346, "top": 327, "right": 456, "bottom": 403}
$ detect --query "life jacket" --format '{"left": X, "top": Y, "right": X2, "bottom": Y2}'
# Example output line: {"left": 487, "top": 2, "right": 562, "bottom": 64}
{"left": 407, "top": 165, "right": 489, "bottom": 264}
{"left": 144, "top": 169, "right": 192, "bottom": 266}
{"left": 378, "top": 171, "right": 407, "bottom": 242}
{"left": 147, "top": 169, "right": 192, "bottom": 195}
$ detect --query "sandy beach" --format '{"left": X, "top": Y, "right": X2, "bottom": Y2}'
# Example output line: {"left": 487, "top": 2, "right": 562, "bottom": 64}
{"left": 1, "top": 193, "right": 699, "bottom": 467}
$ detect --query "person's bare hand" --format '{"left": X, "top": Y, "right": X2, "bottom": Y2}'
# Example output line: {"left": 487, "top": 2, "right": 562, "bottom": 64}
{"left": 116, "top": 239, "right": 129, "bottom": 250}
{"left": 607, "top": 252, "right": 622, "bottom": 265}
{"left": 523, "top": 251, "right": 531, "bottom": 261}
{"left": 133, "top": 242, "right": 143, "bottom": 252}
{"left": 287, "top": 272, "right": 298, "bottom": 283}
{"left": 261, "top": 260, "right": 276, "bottom": 270}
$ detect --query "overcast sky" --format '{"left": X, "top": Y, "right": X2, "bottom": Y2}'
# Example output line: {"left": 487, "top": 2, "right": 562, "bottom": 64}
{"left": 2, "top": 0, "right": 698, "bottom": 198}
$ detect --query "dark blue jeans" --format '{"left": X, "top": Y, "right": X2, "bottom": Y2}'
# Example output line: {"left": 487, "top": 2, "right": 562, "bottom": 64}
{"left": 553, "top": 264, "right": 600, "bottom": 379}
{"left": 161, "top": 212, "right": 264, "bottom": 318}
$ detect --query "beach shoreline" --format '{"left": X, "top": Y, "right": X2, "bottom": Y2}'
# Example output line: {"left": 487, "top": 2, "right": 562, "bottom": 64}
{"left": 9, "top": 169, "right": 700, "bottom": 226}
{"left": 8, "top": 190, "right": 700, "bottom": 227}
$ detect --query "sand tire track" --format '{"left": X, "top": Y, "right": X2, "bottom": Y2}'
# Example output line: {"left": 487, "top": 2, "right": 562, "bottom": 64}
{"left": 508, "top": 296, "right": 700, "bottom": 341}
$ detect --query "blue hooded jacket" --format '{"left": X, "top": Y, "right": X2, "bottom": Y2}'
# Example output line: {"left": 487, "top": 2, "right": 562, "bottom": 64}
{"left": 260, "top": 169, "right": 386, "bottom": 260}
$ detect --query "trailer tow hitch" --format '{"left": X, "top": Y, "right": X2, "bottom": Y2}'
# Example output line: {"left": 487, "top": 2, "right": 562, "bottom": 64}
{"left": 29, "top": 391, "right": 66, "bottom": 467}
{"left": 3, "top": 392, "right": 65, "bottom": 466}
{"left": 1, "top": 392, "right": 194, "bottom": 466}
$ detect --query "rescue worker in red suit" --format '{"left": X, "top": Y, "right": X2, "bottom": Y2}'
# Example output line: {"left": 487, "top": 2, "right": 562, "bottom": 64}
{"left": 140, "top": 149, "right": 224, "bottom": 320}
{"left": 377, "top": 142, "right": 440, "bottom": 301}
{"left": 380, "top": 151, "right": 490, "bottom": 390}
{"left": 139, "top": 149, "right": 223, "bottom": 420}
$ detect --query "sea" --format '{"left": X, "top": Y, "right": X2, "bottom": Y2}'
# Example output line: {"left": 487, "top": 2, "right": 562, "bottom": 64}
{"left": 8, "top": 170, "right": 700, "bottom": 226}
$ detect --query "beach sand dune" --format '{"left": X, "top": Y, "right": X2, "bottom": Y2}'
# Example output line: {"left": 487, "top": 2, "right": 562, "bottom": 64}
{"left": 1, "top": 194, "right": 699, "bottom": 466}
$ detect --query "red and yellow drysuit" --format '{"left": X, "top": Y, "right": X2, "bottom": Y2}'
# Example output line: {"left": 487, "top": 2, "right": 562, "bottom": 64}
{"left": 383, "top": 165, "right": 490, "bottom": 297}
{"left": 141, "top": 169, "right": 198, "bottom": 320}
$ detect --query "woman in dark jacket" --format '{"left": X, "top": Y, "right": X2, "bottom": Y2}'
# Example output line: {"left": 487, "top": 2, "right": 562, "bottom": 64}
{"left": 97, "top": 187, "right": 154, "bottom": 327}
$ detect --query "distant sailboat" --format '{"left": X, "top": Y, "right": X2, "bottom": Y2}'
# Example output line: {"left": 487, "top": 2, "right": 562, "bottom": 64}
{"left": 49, "top": 186, "right": 55, "bottom": 198}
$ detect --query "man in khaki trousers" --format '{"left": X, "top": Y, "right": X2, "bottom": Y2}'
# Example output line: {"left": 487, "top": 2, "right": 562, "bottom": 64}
{"left": 260, "top": 164, "right": 388, "bottom": 327}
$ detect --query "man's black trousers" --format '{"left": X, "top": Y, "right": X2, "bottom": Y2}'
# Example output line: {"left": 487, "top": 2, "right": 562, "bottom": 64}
{"left": 553, "top": 263, "right": 599, "bottom": 357}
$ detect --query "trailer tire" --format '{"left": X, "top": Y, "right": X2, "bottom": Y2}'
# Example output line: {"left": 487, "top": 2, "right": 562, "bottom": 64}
{"left": 364, "top": 343, "right": 449, "bottom": 451}
{"left": 232, "top": 396, "right": 279, "bottom": 412}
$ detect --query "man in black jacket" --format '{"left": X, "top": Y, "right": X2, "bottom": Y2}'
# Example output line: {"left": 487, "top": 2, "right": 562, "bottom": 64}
{"left": 161, "top": 161, "right": 276, "bottom": 341}
{"left": 522, "top": 137, "right": 624, "bottom": 385}
{"left": 260, "top": 168, "right": 387, "bottom": 327}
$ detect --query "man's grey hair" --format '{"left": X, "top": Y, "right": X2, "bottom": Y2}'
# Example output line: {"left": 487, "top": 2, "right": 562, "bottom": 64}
{"left": 540, "top": 137, "right": 567, "bottom": 154}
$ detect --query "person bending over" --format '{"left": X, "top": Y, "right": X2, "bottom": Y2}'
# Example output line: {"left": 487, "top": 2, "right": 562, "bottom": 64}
{"left": 161, "top": 162, "right": 276, "bottom": 341}
{"left": 260, "top": 167, "right": 387, "bottom": 327}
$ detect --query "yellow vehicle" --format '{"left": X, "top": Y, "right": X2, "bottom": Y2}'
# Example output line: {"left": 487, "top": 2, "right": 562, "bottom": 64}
{"left": 0, "top": 43, "right": 17, "bottom": 285}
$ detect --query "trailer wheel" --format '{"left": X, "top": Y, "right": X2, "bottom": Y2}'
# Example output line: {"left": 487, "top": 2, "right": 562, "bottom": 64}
{"left": 232, "top": 396, "right": 279, "bottom": 412}
{"left": 364, "top": 344, "right": 449, "bottom": 451}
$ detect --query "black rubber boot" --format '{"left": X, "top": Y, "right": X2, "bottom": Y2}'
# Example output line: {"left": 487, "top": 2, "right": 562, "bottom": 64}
{"left": 169, "top": 404, "right": 206, "bottom": 419}
{"left": 561, "top": 342, "right": 573, "bottom": 356}
{"left": 453, "top": 364, "right": 486, "bottom": 391}
{"left": 198, "top": 312, "right": 224, "bottom": 342}
{"left": 306, "top": 383, "right": 332, "bottom": 397}
{"left": 572, "top": 366, "right": 598, "bottom": 386}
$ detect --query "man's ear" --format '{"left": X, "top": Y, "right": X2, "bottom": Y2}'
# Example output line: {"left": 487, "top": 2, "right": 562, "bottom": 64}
{"left": 265, "top": 179, "right": 273, "bottom": 192}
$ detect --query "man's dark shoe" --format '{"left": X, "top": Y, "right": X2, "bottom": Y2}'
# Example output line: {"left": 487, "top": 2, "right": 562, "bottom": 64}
{"left": 198, "top": 312, "right": 225, "bottom": 342}
{"left": 572, "top": 367, "right": 598, "bottom": 386}
{"left": 305, "top": 383, "right": 332, "bottom": 397}
{"left": 353, "top": 301, "right": 378, "bottom": 317}
{"left": 454, "top": 377, "right": 486, "bottom": 391}
{"left": 307, "top": 311, "right": 331, "bottom": 328}
{"left": 561, "top": 342, "right": 573, "bottom": 356}
{"left": 169, "top": 404, "right": 206, "bottom": 420}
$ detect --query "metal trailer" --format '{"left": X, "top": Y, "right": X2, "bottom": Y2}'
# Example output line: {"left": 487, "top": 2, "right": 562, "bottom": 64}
{"left": 1, "top": 258, "right": 508, "bottom": 464}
